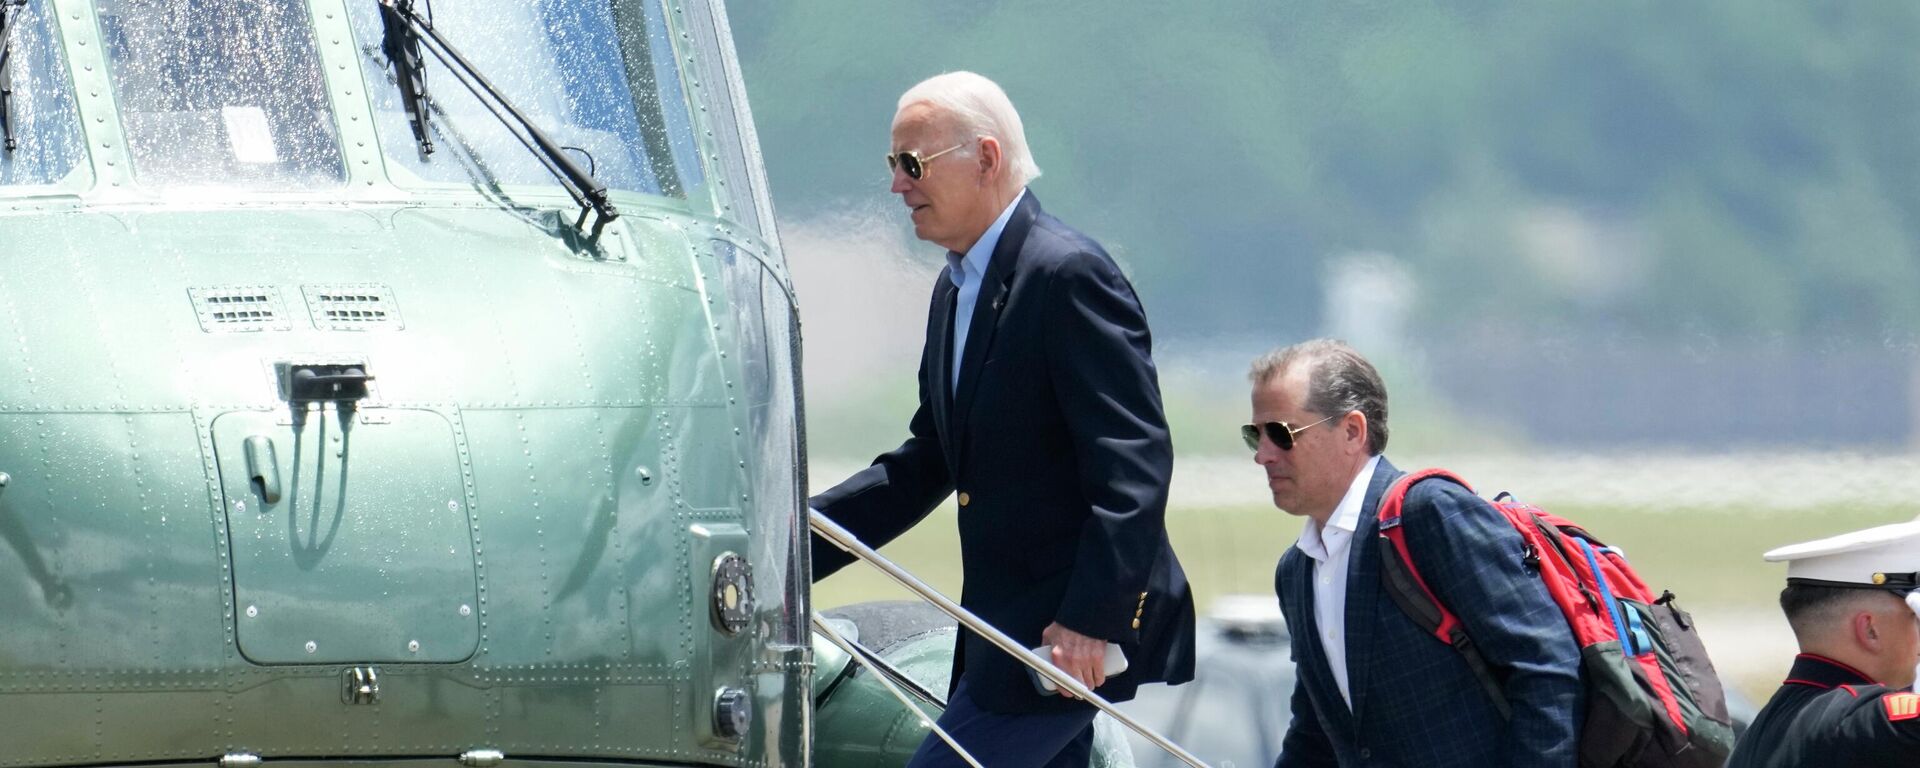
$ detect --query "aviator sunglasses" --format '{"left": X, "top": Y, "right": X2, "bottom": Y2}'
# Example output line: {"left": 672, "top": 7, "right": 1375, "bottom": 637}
{"left": 886, "top": 141, "right": 967, "bottom": 180}
{"left": 1241, "top": 414, "right": 1339, "bottom": 452}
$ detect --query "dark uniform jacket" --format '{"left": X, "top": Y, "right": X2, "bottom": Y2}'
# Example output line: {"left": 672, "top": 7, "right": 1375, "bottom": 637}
{"left": 809, "top": 193, "right": 1197, "bottom": 714}
{"left": 1727, "top": 654, "right": 1920, "bottom": 767}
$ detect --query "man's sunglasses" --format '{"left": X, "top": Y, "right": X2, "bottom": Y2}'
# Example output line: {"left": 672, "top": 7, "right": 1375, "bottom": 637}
{"left": 1241, "top": 414, "right": 1339, "bottom": 452}
{"left": 885, "top": 142, "right": 966, "bottom": 180}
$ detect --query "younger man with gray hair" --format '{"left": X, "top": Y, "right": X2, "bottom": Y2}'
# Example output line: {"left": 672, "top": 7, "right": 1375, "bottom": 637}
{"left": 1252, "top": 339, "right": 1580, "bottom": 767}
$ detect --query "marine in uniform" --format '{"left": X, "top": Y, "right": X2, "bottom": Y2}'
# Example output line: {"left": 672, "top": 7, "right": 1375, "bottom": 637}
{"left": 1727, "top": 520, "right": 1920, "bottom": 767}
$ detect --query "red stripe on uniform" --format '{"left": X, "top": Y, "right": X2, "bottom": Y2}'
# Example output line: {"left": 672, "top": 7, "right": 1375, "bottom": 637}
{"left": 1799, "top": 654, "right": 1877, "bottom": 684}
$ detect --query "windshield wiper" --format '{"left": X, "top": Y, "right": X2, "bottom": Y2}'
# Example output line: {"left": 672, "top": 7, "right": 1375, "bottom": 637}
{"left": 1, "top": 0, "right": 25, "bottom": 153}
{"left": 376, "top": 0, "right": 619, "bottom": 235}
{"left": 377, "top": 0, "right": 432, "bottom": 156}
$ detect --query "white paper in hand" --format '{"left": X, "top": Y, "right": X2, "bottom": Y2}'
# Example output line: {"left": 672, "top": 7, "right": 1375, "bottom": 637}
{"left": 1030, "top": 643, "right": 1129, "bottom": 695}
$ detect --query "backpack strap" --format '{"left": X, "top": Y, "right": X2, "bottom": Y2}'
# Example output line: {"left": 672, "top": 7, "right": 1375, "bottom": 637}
{"left": 1376, "top": 469, "right": 1513, "bottom": 720}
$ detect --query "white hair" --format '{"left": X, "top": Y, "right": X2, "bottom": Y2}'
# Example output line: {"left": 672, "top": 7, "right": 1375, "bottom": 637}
{"left": 897, "top": 71, "right": 1042, "bottom": 187}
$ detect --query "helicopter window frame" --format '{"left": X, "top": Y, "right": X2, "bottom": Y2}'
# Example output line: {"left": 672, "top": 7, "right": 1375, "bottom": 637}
{"left": 92, "top": 0, "right": 351, "bottom": 189}
{"left": 0, "top": 0, "right": 91, "bottom": 192}
{"left": 674, "top": 0, "right": 775, "bottom": 239}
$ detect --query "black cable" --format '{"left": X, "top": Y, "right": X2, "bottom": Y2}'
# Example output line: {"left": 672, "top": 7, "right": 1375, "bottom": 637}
{"left": 561, "top": 145, "right": 596, "bottom": 177}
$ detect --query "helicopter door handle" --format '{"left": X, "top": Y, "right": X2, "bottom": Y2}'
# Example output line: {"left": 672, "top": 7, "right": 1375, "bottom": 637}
{"left": 244, "top": 436, "right": 282, "bottom": 505}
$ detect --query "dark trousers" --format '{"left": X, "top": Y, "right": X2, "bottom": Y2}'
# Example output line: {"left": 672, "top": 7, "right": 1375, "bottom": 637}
{"left": 906, "top": 679, "right": 1098, "bottom": 768}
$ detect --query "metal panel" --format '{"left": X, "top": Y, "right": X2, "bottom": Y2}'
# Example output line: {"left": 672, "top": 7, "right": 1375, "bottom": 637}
{"left": 213, "top": 408, "right": 479, "bottom": 664}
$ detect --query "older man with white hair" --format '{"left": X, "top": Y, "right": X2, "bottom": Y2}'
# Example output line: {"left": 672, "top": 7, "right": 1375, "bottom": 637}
{"left": 809, "top": 71, "right": 1196, "bottom": 767}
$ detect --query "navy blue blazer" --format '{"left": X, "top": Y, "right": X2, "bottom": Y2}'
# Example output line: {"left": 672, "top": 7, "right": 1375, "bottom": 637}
{"left": 810, "top": 192, "right": 1196, "bottom": 714}
{"left": 1274, "top": 458, "right": 1581, "bottom": 768}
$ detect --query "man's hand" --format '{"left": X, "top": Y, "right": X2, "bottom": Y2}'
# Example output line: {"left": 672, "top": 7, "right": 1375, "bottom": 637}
{"left": 1041, "top": 622, "right": 1107, "bottom": 699}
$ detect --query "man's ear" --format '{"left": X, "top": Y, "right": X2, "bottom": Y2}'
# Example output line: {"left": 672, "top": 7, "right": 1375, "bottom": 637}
{"left": 1855, "top": 610, "right": 1882, "bottom": 652}
{"left": 1344, "top": 411, "right": 1369, "bottom": 454}
{"left": 977, "top": 136, "right": 1003, "bottom": 182}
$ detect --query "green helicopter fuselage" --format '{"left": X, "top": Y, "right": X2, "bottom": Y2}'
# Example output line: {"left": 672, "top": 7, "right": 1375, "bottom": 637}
{"left": 0, "top": 0, "right": 812, "bottom": 766}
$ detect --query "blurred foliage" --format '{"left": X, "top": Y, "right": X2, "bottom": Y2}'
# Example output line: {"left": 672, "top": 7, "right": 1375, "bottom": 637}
{"left": 730, "top": 0, "right": 1920, "bottom": 343}
{"left": 804, "top": 354, "right": 1523, "bottom": 467}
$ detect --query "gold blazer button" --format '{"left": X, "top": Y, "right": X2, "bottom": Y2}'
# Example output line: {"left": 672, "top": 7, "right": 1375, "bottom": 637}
{"left": 957, "top": 492, "right": 971, "bottom": 507}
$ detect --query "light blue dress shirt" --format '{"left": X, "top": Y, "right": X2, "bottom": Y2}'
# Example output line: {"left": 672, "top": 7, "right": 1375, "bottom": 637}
{"left": 947, "top": 190, "right": 1026, "bottom": 392}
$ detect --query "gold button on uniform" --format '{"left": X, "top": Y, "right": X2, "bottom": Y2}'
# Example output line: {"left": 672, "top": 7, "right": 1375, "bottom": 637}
{"left": 1131, "top": 619, "right": 1141, "bottom": 630}
{"left": 957, "top": 492, "right": 971, "bottom": 507}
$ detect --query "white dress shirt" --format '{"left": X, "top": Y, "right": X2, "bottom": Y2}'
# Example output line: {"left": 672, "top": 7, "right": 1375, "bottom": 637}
{"left": 1294, "top": 454, "right": 1382, "bottom": 710}
{"left": 946, "top": 190, "right": 1026, "bottom": 392}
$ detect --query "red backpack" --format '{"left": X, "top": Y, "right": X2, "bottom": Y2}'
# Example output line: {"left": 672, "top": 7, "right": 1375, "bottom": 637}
{"left": 1376, "top": 469, "right": 1735, "bottom": 768}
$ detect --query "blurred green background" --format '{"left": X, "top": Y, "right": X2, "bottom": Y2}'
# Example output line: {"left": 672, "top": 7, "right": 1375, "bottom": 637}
{"left": 733, "top": 0, "right": 1920, "bottom": 342}
{"left": 726, "top": 1, "right": 1920, "bottom": 700}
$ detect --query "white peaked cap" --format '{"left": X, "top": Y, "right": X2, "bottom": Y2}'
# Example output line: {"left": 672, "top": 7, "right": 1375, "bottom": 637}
{"left": 1764, "top": 520, "right": 1920, "bottom": 590}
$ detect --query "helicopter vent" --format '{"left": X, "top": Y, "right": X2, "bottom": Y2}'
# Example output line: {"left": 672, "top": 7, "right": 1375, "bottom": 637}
{"left": 189, "top": 286, "right": 292, "bottom": 333}
{"left": 304, "top": 285, "right": 404, "bottom": 331}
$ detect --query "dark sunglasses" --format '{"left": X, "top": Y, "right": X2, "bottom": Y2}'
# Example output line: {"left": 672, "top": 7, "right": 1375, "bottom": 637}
{"left": 1241, "top": 414, "right": 1339, "bottom": 452}
{"left": 885, "top": 142, "right": 966, "bottom": 180}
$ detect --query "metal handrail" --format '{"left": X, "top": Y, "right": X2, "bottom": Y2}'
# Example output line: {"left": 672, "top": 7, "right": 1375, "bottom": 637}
{"left": 810, "top": 511, "right": 1212, "bottom": 768}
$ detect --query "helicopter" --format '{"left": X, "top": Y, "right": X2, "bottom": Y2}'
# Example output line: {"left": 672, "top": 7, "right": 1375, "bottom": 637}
{"left": 0, "top": 0, "right": 1191, "bottom": 766}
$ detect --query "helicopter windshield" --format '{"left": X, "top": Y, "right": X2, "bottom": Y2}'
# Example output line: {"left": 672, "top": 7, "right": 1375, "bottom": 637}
{"left": 346, "top": 0, "right": 704, "bottom": 201}
{"left": 96, "top": 0, "right": 348, "bottom": 187}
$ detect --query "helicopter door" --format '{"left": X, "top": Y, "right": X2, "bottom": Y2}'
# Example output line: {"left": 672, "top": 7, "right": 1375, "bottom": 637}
{"left": 211, "top": 408, "right": 481, "bottom": 664}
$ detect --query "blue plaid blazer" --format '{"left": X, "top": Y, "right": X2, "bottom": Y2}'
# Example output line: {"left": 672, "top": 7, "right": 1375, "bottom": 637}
{"left": 1273, "top": 457, "right": 1582, "bottom": 768}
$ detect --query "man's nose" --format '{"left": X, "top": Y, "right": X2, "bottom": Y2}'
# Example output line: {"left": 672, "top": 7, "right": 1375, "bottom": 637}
{"left": 890, "top": 167, "right": 913, "bottom": 194}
